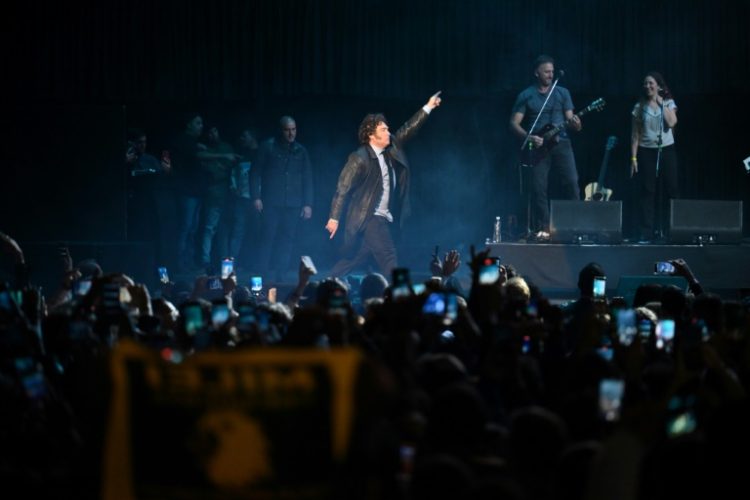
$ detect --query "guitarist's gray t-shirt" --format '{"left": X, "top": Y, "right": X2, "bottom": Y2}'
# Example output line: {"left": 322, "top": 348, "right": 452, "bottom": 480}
{"left": 512, "top": 86, "right": 574, "bottom": 139}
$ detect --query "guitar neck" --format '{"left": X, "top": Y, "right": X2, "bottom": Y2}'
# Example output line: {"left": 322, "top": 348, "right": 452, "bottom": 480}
{"left": 597, "top": 149, "right": 612, "bottom": 185}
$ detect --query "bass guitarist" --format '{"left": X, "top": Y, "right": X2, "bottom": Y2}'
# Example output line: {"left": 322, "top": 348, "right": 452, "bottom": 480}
{"left": 510, "top": 54, "right": 581, "bottom": 241}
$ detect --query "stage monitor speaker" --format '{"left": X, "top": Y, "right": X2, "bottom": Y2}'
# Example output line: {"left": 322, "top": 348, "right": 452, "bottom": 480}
{"left": 616, "top": 275, "right": 688, "bottom": 308}
{"left": 550, "top": 200, "right": 622, "bottom": 244}
{"left": 669, "top": 199, "right": 743, "bottom": 244}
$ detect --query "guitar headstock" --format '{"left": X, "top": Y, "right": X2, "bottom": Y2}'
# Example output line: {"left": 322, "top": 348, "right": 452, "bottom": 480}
{"left": 587, "top": 98, "right": 606, "bottom": 113}
{"left": 606, "top": 135, "right": 617, "bottom": 151}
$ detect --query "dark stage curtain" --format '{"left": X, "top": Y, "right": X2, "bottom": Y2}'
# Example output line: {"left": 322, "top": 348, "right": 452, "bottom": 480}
{"left": 8, "top": 0, "right": 749, "bottom": 101}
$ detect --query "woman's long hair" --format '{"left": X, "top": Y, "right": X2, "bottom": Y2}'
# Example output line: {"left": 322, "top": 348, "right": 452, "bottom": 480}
{"left": 640, "top": 71, "right": 673, "bottom": 102}
{"left": 634, "top": 71, "right": 674, "bottom": 134}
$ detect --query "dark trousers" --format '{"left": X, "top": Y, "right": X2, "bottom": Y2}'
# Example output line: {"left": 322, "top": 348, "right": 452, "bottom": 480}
{"left": 634, "top": 145, "right": 679, "bottom": 238}
{"left": 228, "top": 197, "right": 253, "bottom": 259}
{"left": 256, "top": 206, "right": 301, "bottom": 280}
{"left": 127, "top": 184, "right": 175, "bottom": 265}
{"left": 176, "top": 194, "right": 201, "bottom": 270}
{"left": 199, "top": 197, "right": 227, "bottom": 267}
{"left": 216, "top": 196, "right": 253, "bottom": 261}
{"left": 329, "top": 215, "right": 397, "bottom": 278}
{"left": 529, "top": 139, "right": 579, "bottom": 232}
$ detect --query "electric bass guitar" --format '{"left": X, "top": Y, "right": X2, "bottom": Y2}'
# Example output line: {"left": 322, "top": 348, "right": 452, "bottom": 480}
{"left": 519, "top": 97, "right": 606, "bottom": 167}
{"left": 584, "top": 135, "right": 617, "bottom": 201}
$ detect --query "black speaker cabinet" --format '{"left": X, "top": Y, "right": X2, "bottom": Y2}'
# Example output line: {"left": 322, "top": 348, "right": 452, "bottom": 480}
{"left": 550, "top": 200, "right": 622, "bottom": 244}
{"left": 669, "top": 200, "right": 743, "bottom": 244}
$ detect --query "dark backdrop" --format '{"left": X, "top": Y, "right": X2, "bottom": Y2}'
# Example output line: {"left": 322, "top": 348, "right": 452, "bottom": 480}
{"left": 3, "top": 0, "right": 749, "bottom": 271}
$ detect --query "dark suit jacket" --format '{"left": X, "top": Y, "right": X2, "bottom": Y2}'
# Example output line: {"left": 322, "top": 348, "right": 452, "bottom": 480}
{"left": 251, "top": 138, "right": 313, "bottom": 208}
{"left": 329, "top": 107, "right": 429, "bottom": 248}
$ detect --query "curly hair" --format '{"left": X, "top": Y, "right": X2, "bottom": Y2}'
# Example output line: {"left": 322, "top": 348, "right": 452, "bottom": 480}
{"left": 358, "top": 113, "right": 388, "bottom": 145}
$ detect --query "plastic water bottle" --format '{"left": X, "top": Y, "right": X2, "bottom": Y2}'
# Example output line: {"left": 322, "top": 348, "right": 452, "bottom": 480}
{"left": 492, "top": 216, "right": 502, "bottom": 243}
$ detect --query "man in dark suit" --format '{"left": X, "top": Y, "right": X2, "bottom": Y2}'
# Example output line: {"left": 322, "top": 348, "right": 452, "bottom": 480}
{"left": 325, "top": 92, "right": 442, "bottom": 277}
{"left": 251, "top": 116, "right": 314, "bottom": 282}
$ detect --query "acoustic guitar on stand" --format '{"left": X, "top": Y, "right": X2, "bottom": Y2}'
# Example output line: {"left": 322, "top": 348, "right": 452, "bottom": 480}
{"left": 584, "top": 135, "right": 617, "bottom": 201}
{"left": 519, "top": 98, "right": 606, "bottom": 167}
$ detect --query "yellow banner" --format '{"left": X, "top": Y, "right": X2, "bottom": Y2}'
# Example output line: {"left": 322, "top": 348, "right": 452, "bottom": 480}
{"left": 103, "top": 340, "right": 362, "bottom": 499}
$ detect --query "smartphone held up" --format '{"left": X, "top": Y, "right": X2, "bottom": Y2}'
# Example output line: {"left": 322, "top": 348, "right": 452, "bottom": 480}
{"left": 592, "top": 276, "right": 607, "bottom": 298}
{"left": 301, "top": 255, "right": 317, "bottom": 275}
{"left": 654, "top": 261, "right": 675, "bottom": 275}
{"left": 221, "top": 258, "right": 234, "bottom": 279}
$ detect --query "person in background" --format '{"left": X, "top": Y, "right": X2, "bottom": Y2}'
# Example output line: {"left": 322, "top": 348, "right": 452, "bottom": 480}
{"left": 251, "top": 116, "right": 313, "bottom": 282}
{"left": 218, "top": 128, "right": 259, "bottom": 267}
{"left": 198, "top": 125, "right": 238, "bottom": 272}
{"left": 125, "top": 128, "right": 172, "bottom": 264}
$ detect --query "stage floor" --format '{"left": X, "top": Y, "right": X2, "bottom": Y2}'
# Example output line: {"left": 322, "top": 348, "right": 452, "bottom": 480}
{"left": 488, "top": 241, "right": 750, "bottom": 301}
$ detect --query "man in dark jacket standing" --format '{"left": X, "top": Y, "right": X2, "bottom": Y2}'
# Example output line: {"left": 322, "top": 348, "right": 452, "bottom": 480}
{"left": 325, "top": 91, "right": 442, "bottom": 277}
{"left": 252, "top": 116, "right": 313, "bottom": 282}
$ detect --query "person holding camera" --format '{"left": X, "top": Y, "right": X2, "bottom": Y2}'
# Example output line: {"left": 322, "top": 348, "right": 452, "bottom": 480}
{"left": 125, "top": 128, "right": 172, "bottom": 264}
{"left": 630, "top": 71, "right": 679, "bottom": 243}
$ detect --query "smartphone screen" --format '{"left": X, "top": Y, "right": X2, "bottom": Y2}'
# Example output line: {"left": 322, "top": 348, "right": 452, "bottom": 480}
{"left": 327, "top": 288, "right": 347, "bottom": 313}
{"left": 666, "top": 394, "right": 698, "bottom": 437}
{"left": 391, "top": 268, "right": 412, "bottom": 300}
{"left": 250, "top": 276, "right": 263, "bottom": 293}
{"left": 521, "top": 335, "right": 532, "bottom": 354}
{"left": 184, "top": 304, "right": 204, "bottom": 335}
{"left": 656, "top": 319, "right": 675, "bottom": 350}
{"left": 596, "top": 345, "right": 614, "bottom": 361}
{"left": 422, "top": 292, "right": 445, "bottom": 315}
{"left": 399, "top": 443, "right": 416, "bottom": 478}
{"left": 211, "top": 302, "right": 230, "bottom": 328}
{"left": 479, "top": 258, "right": 501, "bottom": 285}
{"left": 119, "top": 286, "right": 132, "bottom": 304}
{"left": 445, "top": 293, "right": 458, "bottom": 322}
{"left": 526, "top": 300, "right": 538, "bottom": 317}
{"left": 301, "top": 255, "right": 318, "bottom": 275}
{"left": 73, "top": 279, "right": 92, "bottom": 296}
{"left": 221, "top": 258, "right": 234, "bottom": 279}
{"left": 599, "top": 378, "right": 625, "bottom": 422}
{"left": 9, "top": 290, "right": 23, "bottom": 307}
{"left": 683, "top": 319, "right": 711, "bottom": 348}
{"left": 592, "top": 277, "right": 607, "bottom": 298}
{"left": 237, "top": 303, "right": 256, "bottom": 328}
{"left": 617, "top": 309, "right": 637, "bottom": 346}
{"left": 412, "top": 283, "right": 426, "bottom": 295}
{"left": 654, "top": 261, "right": 675, "bottom": 274}
{"left": 157, "top": 267, "right": 169, "bottom": 284}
